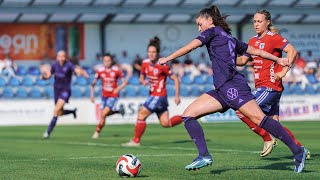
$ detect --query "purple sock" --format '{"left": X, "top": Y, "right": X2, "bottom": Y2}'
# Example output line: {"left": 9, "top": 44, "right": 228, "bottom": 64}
{"left": 47, "top": 116, "right": 58, "bottom": 135}
{"left": 183, "top": 116, "right": 209, "bottom": 157}
{"left": 260, "top": 116, "right": 301, "bottom": 156}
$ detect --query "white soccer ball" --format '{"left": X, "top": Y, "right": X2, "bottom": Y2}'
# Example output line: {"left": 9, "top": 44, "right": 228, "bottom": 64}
{"left": 115, "top": 154, "right": 141, "bottom": 178}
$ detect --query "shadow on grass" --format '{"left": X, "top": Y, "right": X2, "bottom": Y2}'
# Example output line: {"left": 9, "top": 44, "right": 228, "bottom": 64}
{"left": 172, "top": 139, "right": 212, "bottom": 144}
{"left": 211, "top": 161, "right": 315, "bottom": 174}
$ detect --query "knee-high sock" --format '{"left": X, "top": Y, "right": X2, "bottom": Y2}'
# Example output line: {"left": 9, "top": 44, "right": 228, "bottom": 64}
{"left": 95, "top": 121, "right": 105, "bottom": 133}
{"left": 260, "top": 116, "right": 301, "bottom": 156}
{"left": 132, "top": 119, "right": 146, "bottom": 143}
{"left": 183, "top": 116, "right": 209, "bottom": 157}
{"left": 47, "top": 116, "right": 58, "bottom": 134}
{"left": 62, "top": 109, "right": 74, "bottom": 116}
{"left": 283, "top": 126, "right": 302, "bottom": 147}
{"left": 169, "top": 115, "right": 182, "bottom": 127}
{"left": 237, "top": 112, "right": 272, "bottom": 142}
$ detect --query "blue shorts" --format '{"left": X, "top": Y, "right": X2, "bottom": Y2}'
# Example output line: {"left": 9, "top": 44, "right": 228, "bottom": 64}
{"left": 54, "top": 87, "right": 70, "bottom": 104}
{"left": 100, "top": 96, "right": 118, "bottom": 110}
{"left": 143, "top": 96, "right": 168, "bottom": 114}
{"left": 253, "top": 87, "right": 282, "bottom": 116}
{"left": 206, "top": 75, "right": 255, "bottom": 112}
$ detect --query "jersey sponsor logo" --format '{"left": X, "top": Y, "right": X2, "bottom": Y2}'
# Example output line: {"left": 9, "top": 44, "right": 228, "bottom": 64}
{"left": 259, "top": 43, "right": 265, "bottom": 49}
{"left": 270, "top": 63, "right": 275, "bottom": 83}
{"left": 254, "top": 40, "right": 260, "bottom": 46}
{"left": 227, "top": 88, "right": 238, "bottom": 100}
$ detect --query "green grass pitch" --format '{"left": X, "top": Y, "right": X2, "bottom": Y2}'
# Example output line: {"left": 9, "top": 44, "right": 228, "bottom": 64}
{"left": 0, "top": 121, "right": 319, "bottom": 179}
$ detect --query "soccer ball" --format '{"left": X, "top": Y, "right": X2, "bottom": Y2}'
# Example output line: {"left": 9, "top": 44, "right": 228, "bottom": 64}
{"left": 115, "top": 154, "right": 141, "bottom": 178}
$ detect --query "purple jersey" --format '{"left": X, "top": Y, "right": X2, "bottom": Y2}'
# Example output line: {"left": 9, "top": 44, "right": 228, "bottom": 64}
{"left": 196, "top": 26, "right": 248, "bottom": 89}
{"left": 51, "top": 61, "right": 75, "bottom": 89}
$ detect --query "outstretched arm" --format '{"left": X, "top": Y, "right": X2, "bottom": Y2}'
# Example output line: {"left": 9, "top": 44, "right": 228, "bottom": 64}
{"left": 159, "top": 39, "right": 202, "bottom": 65}
{"left": 74, "top": 66, "right": 89, "bottom": 78}
{"left": 246, "top": 45, "right": 289, "bottom": 66}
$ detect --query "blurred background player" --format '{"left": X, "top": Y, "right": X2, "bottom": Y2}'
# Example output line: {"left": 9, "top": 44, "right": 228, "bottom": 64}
{"left": 158, "top": 5, "right": 307, "bottom": 173}
{"left": 41, "top": 50, "right": 89, "bottom": 139}
{"left": 122, "top": 36, "right": 182, "bottom": 147}
{"left": 236, "top": 10, "right": 310, "bottom": 159}
{"left": 91, "top": 53, "right": 127, "bottom": 139}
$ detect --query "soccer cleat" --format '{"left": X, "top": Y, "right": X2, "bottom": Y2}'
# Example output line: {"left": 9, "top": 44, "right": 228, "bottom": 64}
{"left": 72, "top": 108, "right": 78, "bottom": 119}
{"left": 260, "top": 137, "right": 276, "bottom": 157}
{"left": 92, "top": 131, "right": 100, "bottom": 139}
{"left": 294, "top": 146, "right": 307, "bottom": 173}
{"left": 185, "top": 155, "right": 213, "bottom": 171}
{"left": 43, "top": 131, "right": 49, "bottom": 139}
{"left": 293, "top": 148, "right": 311, "bottom": 162}
{"left": 121, "top": 140, "right": 140, "bottom": 147}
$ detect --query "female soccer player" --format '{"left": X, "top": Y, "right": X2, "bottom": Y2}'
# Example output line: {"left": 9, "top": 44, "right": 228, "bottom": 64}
{"left": 236, "top": 10, "right": 310, "bottom": 158}
{"left": 41, "top": 50, "right": 89, "bottom": 139}
{"left": 122, "top": 37, "right": 182, "bottom": 147}
{"left": 158, "top": 5, "right": 307, "bottom": 173}
{"left": 91, "top": 53, "right": 127, "bottom": 139}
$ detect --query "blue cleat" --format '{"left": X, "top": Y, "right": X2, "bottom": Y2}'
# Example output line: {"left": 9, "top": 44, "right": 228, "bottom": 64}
{"left": 294, "top": 146, "right": 307, "bottom": 173}
{"left": 185, "top": 155, "right": 213, "bottom": 171}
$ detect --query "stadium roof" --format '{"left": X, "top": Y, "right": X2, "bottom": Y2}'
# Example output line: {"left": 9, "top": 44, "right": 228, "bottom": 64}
{"left": 0, "top": 0, "right": 320, "bottom": 24}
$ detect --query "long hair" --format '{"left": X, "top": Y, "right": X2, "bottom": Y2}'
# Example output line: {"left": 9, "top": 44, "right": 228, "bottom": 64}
{"left": 256, "top": 10, "right": 272, "bottom": 30}
{"left": 148, "top": 36, "right": 161, "bottom": 53}
{"left": 196, "top": 5, "right": 231, "bottom": 35}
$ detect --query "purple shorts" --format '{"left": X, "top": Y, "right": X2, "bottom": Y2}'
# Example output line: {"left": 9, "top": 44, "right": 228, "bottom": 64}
{"left": 54, "top": 87, "right": 71, "bottom": 104}
{"left": 206, "top": 75, "right": 255, "bottom": 112}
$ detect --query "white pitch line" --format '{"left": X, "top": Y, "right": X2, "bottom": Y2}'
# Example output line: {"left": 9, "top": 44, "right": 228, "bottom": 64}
{"left": 1, "top": 153, "right": 197, "bottom": 162}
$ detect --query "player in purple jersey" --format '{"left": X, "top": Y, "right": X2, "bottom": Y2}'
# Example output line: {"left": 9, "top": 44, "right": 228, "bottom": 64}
{"left": 41, "top": 50, "right": 89, "bottom": 139}
{"left": 158, "top": 5, "right": 307, "bottom": 173}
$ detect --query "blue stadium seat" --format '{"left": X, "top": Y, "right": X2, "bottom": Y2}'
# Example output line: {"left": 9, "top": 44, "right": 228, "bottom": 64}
{"left": 316, "top": 85, "right": 320, "bottom": 93}
{"left": 189, "top": 85, "right": 202, "bottom": 96}
{"left": 203, "top": 84, "right": 214, "bottom": 92}
{"left": 167, "top": 78, "right": 174, "bottom": 85}
{"left": 181, "top": 75, "right": 193, "bottom": 85}
{"left": 0, "top": 77, "right": 6, "bottom": 87}
{"left": 83, "top": 86, "right": 91, "bottom": 97}
{"left": 16, "top": 87, "right": 28, "bottom": 98}
{"left": 305, "top": 85, "right": 316, "bottom": 95}
{"left": 194, "top": 75, "right": 206, "bottom": 85}
{"left": 180, "top": 85, "right": 189, "bottom": 97}
{"left": 21, "top": 76, "right": 34, "bottom": 86}
{"left": 16, "top": 66, "right": 27, "bottom": 76}
{"left": 35, "top": 77, "right": 48, "bottom": 86}
{"left": 75, "top": 76, "right": 88, "bottom": 86}
{"left": 2, "top": 88, "right": 14, "bottom": 98}
{"left": 128, "top": 76, "right": 140, "bottom": 85}
{"left": 49, "top": 77, "right": 54, "bottom": 85}
{"left": 206, "top": 76, "right": 214, "bottom": 84}
{"left": 137, "top": 86, "right": 149, "bottom": 97}
{"left": 291, "top": 85, "right": 303, "bottom": 95}
{"left": 306, "top": 74, "right": 317, "bottom": 84}
{"left": 44, "top": 87, "right": 54, "bottom": 98}
{"left": 83, "top": 66, "right": 94, "bottom": 75}
{"left": 28, "top": 66, "right": 40, "bottom": 76}
{"left": 125, "top": 86, "right": 136, "bottom": 97}
{"left": 29, "top": 87, "right": 42, "bottom": 98}
{"left": 71, "top": 86, "right": 83, "bottom": 98}
{"left": 119, "top": 88, "right": 126, "bottom": 97}
{"left": 166, "top": 85, "right": 175, "bottom": 97}
{"left": 8, "top": 77, "right": 20, "bottom": 86}
{"left": 94, "top": 87, "right": 102, "bottom": 97}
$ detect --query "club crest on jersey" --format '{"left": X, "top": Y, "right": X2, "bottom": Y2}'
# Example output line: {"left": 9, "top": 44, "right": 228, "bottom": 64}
{"left": 153, "top": 69, "right": 158, "bottom": 75}
{"left": 259, "top": 43, "right": 265, "bottom": 49}
{"left": 110, "top": 72, "right": 115, "bottom": 77}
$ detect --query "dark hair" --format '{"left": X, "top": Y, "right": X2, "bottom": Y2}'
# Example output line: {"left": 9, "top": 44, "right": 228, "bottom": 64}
{"left": 148, "top": 36, "right": 161, "bottom": 53}
{"left": 255, "top": 10, "right": 272, "bottom": 30}
{"left": 103, "top": 53, "right": 114, "bottom": 63}
{"left": 196, "top": 5, "right": 231, "bottom": 35}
